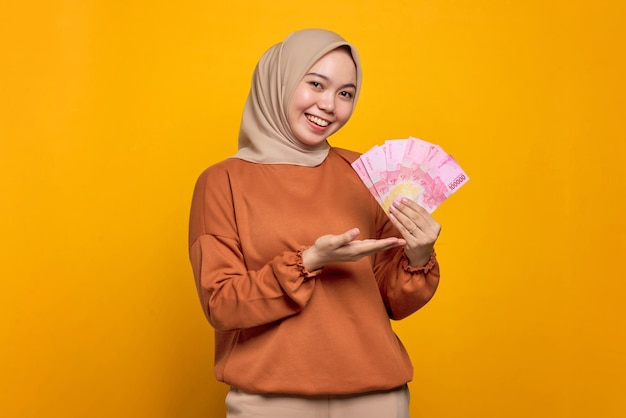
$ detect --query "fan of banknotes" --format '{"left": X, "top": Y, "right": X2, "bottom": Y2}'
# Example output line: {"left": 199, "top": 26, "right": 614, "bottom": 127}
{"left": 351, "top": 137, "right": 469, "bottom": 213}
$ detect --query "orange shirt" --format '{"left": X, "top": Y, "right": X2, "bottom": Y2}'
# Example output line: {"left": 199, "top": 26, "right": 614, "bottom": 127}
{"left": 188, "top": 147, "right": 440, "bottom": 395}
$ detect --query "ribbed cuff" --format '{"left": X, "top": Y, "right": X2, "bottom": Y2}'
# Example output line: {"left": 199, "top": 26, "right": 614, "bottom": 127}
{"left": 296, "top": 246, "right": 323, "bottom": 280}
{"left": 402, "top": 250, "right": 437, "bottom": 274}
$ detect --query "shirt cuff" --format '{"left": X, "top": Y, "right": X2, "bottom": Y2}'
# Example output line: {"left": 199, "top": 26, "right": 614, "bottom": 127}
{"left": 296, "top": 246, "right": 323, "bottom": 280}
{"left": 401, "top": 250, "right": 437, "bottom": 274}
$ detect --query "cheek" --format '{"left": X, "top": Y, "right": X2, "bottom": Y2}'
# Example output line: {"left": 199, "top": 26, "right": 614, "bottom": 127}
{"left": 336, "top": 102, "right": 355, "bottom": 122}
{"left": 286, "top": 95, "right": 304, "bottom": 124}
{"left": 289, "top": 86, "right": 312, "bottom": 110}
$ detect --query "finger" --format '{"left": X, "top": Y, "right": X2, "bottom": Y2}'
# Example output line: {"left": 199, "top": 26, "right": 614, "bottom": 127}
{"left": 391, "top": 198, "right": 437, "bottom": 235}
{"left": 388, "top": 204, "right": 415, "bottom": 234}
{"left": 346, "top": 237, "right": 406, "bottom": 257}
{"left": 330, "top": 228, "right": 360, "bottom": 249}
{"left": 391, "top": 198, "right": 426, "bottom": 224}
{"left": 388, "top": 210, "right": 415, "bottom": 239}
{"left": 396, "top": 197, "right": 426, "bottom": 214}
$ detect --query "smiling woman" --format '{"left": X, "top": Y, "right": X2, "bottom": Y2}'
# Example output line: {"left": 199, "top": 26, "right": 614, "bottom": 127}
{"left": 287, "top": 47, "right": 358, "bottom": 147}
{"left": 188, "top": 28, "right": 442, "bottom": 418}
{"left": 3, "top": 1, "right": 625, "bottom": 417}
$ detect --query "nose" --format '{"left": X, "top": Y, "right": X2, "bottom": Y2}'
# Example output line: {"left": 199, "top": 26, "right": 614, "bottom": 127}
{"left": 317, "top": 92, "right": 335, "bottom": 113}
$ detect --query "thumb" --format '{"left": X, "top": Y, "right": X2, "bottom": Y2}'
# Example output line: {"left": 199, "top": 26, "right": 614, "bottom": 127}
{"left": 336, "top": 228, "right": 360, "bottom": 247}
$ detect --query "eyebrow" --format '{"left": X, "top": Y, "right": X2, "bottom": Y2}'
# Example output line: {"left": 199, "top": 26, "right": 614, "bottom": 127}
{"left": 305, "top": 72, "right": 357, "bottom": 90}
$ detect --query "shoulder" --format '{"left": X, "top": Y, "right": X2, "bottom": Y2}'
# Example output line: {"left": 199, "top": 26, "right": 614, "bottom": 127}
{"left": 189, "top": 159, "right": 244, "bottom": 243}
{"left": 330, "top": 147, "right": 361, "bottom": 164}
{"left": 194, "top": 157, "right": 249, "bottom": 183}
{"left": 192, "top": 158, "right": 250, "bottom": 202}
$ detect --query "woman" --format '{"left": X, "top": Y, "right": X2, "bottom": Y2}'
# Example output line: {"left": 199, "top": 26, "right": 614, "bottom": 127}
{"left": 189, "top": 28, "right": 441, "bottom": 418}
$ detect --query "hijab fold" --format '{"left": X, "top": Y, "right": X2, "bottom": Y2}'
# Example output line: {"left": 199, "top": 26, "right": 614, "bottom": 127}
{"left": 233, "top": 29, "right": 362, "bottom": 166}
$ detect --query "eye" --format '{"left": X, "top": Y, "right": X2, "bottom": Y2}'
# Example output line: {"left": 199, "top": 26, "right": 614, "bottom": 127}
{"left": 308, "top": 81, "right": 323, "bottom": 89}
{"left": 340, "top": 90, "right": 354, "bottom": 99}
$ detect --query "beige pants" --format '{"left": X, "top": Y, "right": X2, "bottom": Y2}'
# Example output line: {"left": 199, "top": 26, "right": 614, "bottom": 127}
{"left": 225, "top": 385, "right": 410, "bottom": 418}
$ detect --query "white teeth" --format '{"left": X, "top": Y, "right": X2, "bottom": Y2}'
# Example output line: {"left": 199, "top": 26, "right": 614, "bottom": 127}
{"left": 306, "top": 115, "right": 329, "bottom": 127}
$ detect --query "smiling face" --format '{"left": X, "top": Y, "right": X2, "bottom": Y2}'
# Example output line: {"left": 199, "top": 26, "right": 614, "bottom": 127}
{"left": 286, "top": 47, "right": 358, "bottom": 148}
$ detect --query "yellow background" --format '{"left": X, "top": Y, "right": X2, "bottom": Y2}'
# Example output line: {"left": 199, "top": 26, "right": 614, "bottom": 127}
{"left": 1, "top": 1, "right": 625, "bottom": 417}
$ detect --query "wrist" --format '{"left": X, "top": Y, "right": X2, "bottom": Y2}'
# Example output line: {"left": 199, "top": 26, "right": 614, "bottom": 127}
{"left": 302, "top": 246, "right": 323, "bottom": 272}
{"left": 406, "top": 248, "right": 436, "bottom": 268}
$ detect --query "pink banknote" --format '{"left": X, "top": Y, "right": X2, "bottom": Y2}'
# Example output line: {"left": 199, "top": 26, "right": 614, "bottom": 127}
{"left": 351, "top": 157, "right": 380, "bottom": 201}
{"left": 383, "top": 139, "right": 407, "bottom": 186}
{"left": 361, "top": 145, "right": 389, "bottom": 201}
{"left": 351, "top": 137, "right": 469, "bottom": 213}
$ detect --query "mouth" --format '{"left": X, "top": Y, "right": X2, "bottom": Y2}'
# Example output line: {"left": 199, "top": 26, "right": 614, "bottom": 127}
{"left": 306, "top": 114, "right": 330, "bottom": 127}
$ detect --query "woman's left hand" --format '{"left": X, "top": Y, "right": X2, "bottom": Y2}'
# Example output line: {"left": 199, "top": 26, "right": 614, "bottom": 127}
{"left": 389, "top": 197, "right": 441, "bottom": 267}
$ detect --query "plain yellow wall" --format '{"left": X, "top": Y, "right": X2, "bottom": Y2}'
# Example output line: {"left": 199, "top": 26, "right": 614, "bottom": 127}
{"left": 1, "top": 1, "right": 625, "bottom": 417}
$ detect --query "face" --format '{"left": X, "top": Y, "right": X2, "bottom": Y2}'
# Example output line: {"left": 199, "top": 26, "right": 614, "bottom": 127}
{"left": 287, "top": 48, "right": 357, "bottom": 147}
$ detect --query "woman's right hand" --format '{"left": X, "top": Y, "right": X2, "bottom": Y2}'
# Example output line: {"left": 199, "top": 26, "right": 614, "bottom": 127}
{"left": 301, "top": 228, "right": 406, "bottom": 272}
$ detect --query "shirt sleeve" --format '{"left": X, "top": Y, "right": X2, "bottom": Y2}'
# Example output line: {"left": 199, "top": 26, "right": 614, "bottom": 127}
{"left": 188, "top": 166, "right": 317, "bottom": 332}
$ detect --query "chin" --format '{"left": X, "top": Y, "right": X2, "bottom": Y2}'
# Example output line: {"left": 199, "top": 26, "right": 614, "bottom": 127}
{"left": 293, "top": 131, "right": 330, "bottom": 148}
{"left": 298, "top": 138, "right": 328, "bottom": 148}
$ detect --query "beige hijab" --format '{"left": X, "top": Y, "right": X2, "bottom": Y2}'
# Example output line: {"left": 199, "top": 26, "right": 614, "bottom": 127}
{"left": 233, "top": 29, "right": 362, "bottom": 166}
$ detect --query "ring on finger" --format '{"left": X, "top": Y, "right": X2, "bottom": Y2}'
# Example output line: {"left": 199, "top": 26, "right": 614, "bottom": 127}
{"left": 408, "top": 226, "right": 417, "bottom": 234}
